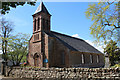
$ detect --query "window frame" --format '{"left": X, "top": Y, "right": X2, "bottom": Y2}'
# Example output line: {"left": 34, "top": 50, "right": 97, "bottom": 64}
{"left": 82, "top": 54, "right": 85, "bottom": 64}
{"left": 90, "top": 54, "right": 93, "bottom": 63}
{"left": 97, "top": 55, "right": 99, "bottom": 63}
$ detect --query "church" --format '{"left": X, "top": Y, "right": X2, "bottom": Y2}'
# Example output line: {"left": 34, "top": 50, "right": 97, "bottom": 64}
{"left": 27, "top": 2, "right": 105, "bottom": 68}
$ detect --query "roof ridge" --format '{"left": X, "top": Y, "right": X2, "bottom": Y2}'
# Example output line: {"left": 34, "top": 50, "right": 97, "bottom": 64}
{"left": 51, "top": 31, "right": 84, "bottom": 41}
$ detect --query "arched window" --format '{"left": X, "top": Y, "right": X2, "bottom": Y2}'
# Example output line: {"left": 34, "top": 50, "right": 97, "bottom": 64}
{"left": 34, "top": 19, "right": 36, "bottom": 31}
{"left": 38, "top": 18, "right": 40, "bottom": 30}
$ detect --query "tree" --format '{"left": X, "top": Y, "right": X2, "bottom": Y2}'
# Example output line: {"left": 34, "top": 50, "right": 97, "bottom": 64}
{"left": 7, "top": 33, "right": 30, "bottom": 66}
{"left": 85, "top": 1, "right": 120, "bottom": 45}
{"left": 104, "top": 40, "right": 120, "bottom": 66}
{"left": 1, "top": 0, "right": 36, "bottom": 15}
{"left": 0, "top": 18, "right": 13, "bottom": 61}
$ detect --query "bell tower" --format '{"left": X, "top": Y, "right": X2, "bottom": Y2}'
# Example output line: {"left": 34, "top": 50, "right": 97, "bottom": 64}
{"left": 32, "top": 2, "right": 51, "bottom": 42}
{"left": 32, "top": 2, "right": 51, "bottom": 67}
{"left": 33, "top": 2, "right": 51, "bottom": 32}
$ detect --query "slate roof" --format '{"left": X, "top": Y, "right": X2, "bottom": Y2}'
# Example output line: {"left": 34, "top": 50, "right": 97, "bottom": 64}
{"left": 34, "top": 2, "right": 50, "bottom": 15}
{"left": 45, "top": 31, "right": 103, "bottom": 54}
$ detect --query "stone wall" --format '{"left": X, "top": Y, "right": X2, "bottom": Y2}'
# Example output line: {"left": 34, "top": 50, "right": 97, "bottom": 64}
{"left": 6, "top": 67, "right": 120, "bottom": 80}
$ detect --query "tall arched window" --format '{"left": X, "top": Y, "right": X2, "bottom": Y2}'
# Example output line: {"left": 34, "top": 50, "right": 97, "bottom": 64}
{"left": 38, "top": 18, "right": 40, "bottom": 30}
{"left": 34, "top": 19, "right": 36, "bottom": 31}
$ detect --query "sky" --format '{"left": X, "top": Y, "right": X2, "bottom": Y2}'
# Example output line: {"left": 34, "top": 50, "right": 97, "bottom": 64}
{"left": 1, "top": 2, "right": 104, "bottom": 53}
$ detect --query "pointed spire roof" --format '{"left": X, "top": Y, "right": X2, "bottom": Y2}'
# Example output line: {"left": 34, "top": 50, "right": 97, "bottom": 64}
{"left": 34, "top": 2, "right": 50, "bottom": 15}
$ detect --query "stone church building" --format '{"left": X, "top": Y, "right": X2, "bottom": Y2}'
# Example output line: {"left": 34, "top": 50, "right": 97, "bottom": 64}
{"left": 27, "top": 2, "right": 105, "bottom": 68}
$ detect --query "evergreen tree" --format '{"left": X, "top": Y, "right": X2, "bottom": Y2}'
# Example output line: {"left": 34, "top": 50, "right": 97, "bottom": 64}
{"left": 104, "top": 40, "right": 120, "bottom": 66}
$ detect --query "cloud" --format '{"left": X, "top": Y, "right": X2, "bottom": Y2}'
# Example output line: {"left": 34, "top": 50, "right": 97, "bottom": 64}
{"left": 72, "top": 34, "right": 80, "bottom": 38}
{"left": 85, "top": 40, "right": 104, "bottom": 53}
{"left": 72, "top": 34, "right": 104, "bottom": 53}
{"left": 85, "top": 40, "right": 94, "bottom": 47}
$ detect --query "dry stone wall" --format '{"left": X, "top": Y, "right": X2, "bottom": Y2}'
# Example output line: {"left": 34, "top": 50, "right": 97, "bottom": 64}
{"left": 6, "top": 67, "right": 120, "bottom": 80}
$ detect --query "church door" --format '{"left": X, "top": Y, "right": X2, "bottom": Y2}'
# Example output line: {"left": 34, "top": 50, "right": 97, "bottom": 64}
{"left": 34, "top": 53, "right": 39, "bottom": 67}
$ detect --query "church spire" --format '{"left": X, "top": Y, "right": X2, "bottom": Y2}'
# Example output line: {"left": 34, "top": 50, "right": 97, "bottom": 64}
{"left": 32, "top": 1, "right": 51, "bottom": 33}
{"left": 34, "top": 1, "right": 50, "bottom": 15}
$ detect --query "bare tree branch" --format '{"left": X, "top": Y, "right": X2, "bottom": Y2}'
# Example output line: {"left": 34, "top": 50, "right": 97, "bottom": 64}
{"left": 0, "top": 18, "right": 13, "bottom": 61}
